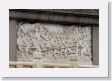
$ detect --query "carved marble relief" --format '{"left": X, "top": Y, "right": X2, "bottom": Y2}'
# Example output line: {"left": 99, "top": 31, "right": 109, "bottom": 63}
{"left": 17, "top": 22, "right": 92, "bottom": 65}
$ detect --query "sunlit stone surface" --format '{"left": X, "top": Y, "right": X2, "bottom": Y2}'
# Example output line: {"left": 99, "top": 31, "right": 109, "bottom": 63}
{"left": 17, "top": 22, "right": 92, "bottom": 65}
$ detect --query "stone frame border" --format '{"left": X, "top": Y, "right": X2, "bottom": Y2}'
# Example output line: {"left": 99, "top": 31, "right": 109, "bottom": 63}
{"left": 9, "top": 9, "right": 99, "bottom": 65}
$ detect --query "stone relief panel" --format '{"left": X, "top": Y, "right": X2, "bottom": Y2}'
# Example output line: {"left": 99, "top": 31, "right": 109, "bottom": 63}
{"left": 17, "top": 22, "right": 92, "bottom": 65}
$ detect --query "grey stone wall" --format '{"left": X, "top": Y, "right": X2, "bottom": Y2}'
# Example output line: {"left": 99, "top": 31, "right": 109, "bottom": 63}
{"left": 17, "top": 22, "right": 92, "bottom": 65}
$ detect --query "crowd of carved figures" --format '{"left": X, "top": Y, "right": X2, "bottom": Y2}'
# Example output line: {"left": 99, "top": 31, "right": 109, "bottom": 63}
{"left": 17, "top": 22, "right": 92, "bottom": 65}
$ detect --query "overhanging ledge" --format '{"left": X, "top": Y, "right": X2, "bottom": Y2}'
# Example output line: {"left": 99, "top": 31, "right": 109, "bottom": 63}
{"left": 9, "top": 9, "right": 99, "bottom": 26}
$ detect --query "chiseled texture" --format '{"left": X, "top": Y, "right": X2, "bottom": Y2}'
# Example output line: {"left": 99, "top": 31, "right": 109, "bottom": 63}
{"left": 17, "top": 22, "right": 92, "bottom": 65}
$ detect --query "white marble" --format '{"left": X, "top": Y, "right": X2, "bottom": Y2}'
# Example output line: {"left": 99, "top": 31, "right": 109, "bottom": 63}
{"left": 17, "top": 22, "right": 92, "bottom": 65}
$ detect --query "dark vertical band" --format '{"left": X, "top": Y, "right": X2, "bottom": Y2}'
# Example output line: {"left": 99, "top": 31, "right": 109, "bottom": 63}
{"left": 9, "top": 20, "right": 17, "bottom": 61}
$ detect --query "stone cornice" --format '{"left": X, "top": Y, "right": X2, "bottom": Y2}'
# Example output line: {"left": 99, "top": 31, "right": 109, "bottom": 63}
{"left": 9, "top": 9, "right": 99, "bottom": 26}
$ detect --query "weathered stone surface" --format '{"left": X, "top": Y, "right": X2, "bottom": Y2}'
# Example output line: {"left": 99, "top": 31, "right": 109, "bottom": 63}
{"left": 17, "top": 22, "right": 92, "bottom": 65}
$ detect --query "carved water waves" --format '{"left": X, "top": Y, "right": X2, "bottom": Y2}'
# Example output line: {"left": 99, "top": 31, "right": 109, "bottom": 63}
{"left": 16, "top": 22, "right": 92, "bottom": 65}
